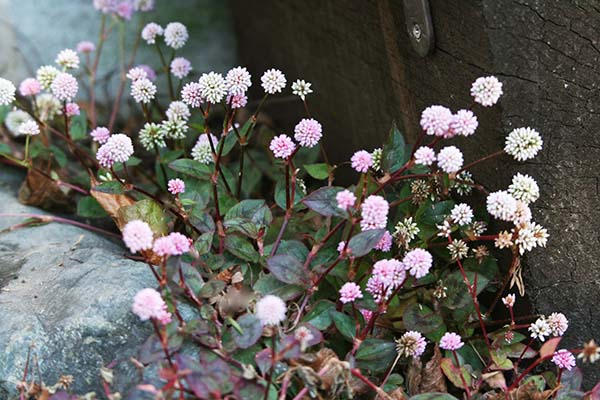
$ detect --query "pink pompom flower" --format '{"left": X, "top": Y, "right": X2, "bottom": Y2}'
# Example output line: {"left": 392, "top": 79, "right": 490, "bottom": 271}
{"left": 65, "top": 102, "right": 80, "bottom": 117}
{"left": 255, "top": 295, "right": 287, "bottom": 325}
{"left": 90, "top": 126, "right": 110, "bottom": 144}
{"left": 167, "top": 178, "right": 185, "bottom": 195}
{"left": 414, "top": 146, "right": 436, "bottom": 166}
{"left": 351, "top": 150, "right": 373, "bottom": 173}
{"left": 552, "top": 349, "right": 576, "bottom": 371}
{"left": 339, "top": 282, "right": 363, "bottom": 304}
{"left": 294, "top": 118, "right": 322, "bottom": 148}
{"left": 403, "top": 248, "right": 433, "bottom": 279}
{"left": 336, "top": 189, "right": 356, "bottom": 210}
{"left": 116, "top": 1, "right": 134, "bottom": 20}
{"left": 19, "top": 78, "right": 41, "bottom": 96}
{"left": 420, "top": 105, "right": 453, "bottom": 137}
{"left": 360, "top": 195, "right": 389, "bottom": 231}
{"left": 76, "top": 41, "right": 96, "bottom": 53}
{"left": 153, "top": 232, "right": 191, "bottom": 257}
{"left": 51, "top": 72, "right": 78, "bottom": 101}
{"left": 132, "top": 288, "right": 172, "bottom": 325}
{"left": 471, "top": 76, "right": 503, "bottom": 107}
{"left": 450, "top": 109, "right": 478, "bottom": 136}
{"left": 227, "top": 93, "right": 248, "bottom": 109}
{"left": 170, "top": 57, "right": 192, "bottom": 79}
{"left": 96, "top": 133, "right": 133, "bottom": 168}
{"left": 375, "top": 231, "right": 393, "bottom": 252}
{"left": 270, "top": 134, "right": 296, "bottom": 159}
{"left": 181, "top": 82, "right": 203, "bottom": 108}
{"left": 122, "top": 220, "right": 153, "bottom": 253}
{"left": 439, "top": 332, "right": 464, "bottom": 351}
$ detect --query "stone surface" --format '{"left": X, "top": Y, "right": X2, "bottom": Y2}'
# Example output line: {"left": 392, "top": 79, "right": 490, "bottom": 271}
{"left": 0, "top": 0, "right": 237, "bottom": 99}
{"left": 232, "top": 0, "right": 600, "bottom": 385}
{"left": 0, "top": 169, "right": 155, "bottom": 397}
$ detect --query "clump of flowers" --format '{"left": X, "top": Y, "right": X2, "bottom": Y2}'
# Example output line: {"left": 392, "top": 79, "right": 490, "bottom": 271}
{"left": 2, "top": 10, "right": 595, "bottom": 398}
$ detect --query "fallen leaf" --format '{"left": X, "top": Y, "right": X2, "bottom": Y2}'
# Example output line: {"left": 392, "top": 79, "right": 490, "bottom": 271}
{"left": 419, "top": 345, "right": 447, "bottom": 393}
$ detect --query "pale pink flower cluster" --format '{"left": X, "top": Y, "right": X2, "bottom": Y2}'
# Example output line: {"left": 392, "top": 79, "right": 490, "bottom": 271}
{"left": 55, "top": 49, "right": 80, "bottom": 69}
{"left": 547, "top": 312, "right": 568, "bottom": 336}
{"left": 164, "top": 22, "right": 188, "bottom": 49}
{"left": 375, "top": 231, "right": 393, "bottom": 252}
{"left": 170, "top": 57, "right": 192, "bottom": 79}
{"left": 141, "top": 22, "right": 163, "bottom": 44}
{"left": 225, "top": 66, "right": 252, "bottom": 96}
{"left": 420, "top": 105, "right": 453, "bottom": 137}
{"left": 414, "top": 146, "right": 436, "bottom": 166}
{"left": 360, "top": 195, "right": 389, "bottom": 231}
{"left": 19, "top": 78, "right": 41, "bottom": 96}
{"left": 439, "top": 332, "right": 464, "bottom": 350}
{"left": 486, "top": 190, "right": 517, "bottom": 221}
{"left": 336, "top": 189, "right": 356, "bottom": 210}
{"left": 269, "top": 134, "right": 296, "bottom": 159}
{"left": 126, "top": 67, "right": 148, "bottom": 81}
{"left": 132, "top": 288, "right": 172, "bottom": 325}
{"left": 437, "top": 146, "right": 463, "bottom": 173}
{"left": 261, "top": 69, "right": 286, "bottom": 94}
{"left": 198, "top": 72, "right": 227, "bottom": 104}
{"left": 152, "top": 232, "right": 191, "bottom": 257}
{"left": 294, "top": 118, "right": 322, "bottom": 148}
{"left": 552, "top": 350, "right": 576, "bottom": 371}
{"left": 122, "top": 220, "right": 153, "bottom": 253}
{"left": 96, "top": 133, "right": 134, "bottom": 168}
{"left": 181, "top": 82, "right": 203, "bottom": 108}
{"left": 90, "top": 126, "right": 110, "bottom": 144}
{"left": 351, "top": 150, "right": 373, "bottom": 173}
{"left": 137, "top": 65, "right": 156, "bottom": 81}
{"left": 255, "top": 295, "right": 287, "bottom": 325}
{"left": 18, "top": 120, "right": 40, "bottom": 136}
{"left": 0, "top": 78, "right": 15, "bottom": 105}
{"left": 366, "top": 258, "right": 406, "bottom": 302}
{"left": 167, "top": 178, "right": 185, "bottom": 195}
{"left": 450, "top": 109, "right": 478, "bottom": 136}
{"left": 339, "top": 282, "right": 363, "bottom": 303}
{"left": 51, "top": 72, "right": 78, "bottom": 101}
{"left": 471, "top": 76, "right": 503, "bottom": 107}
{"left": 130, "top": 78, "right": 156, "bottom": 103}
{"left": 227, "top": 93, "right": 248, "bottom": 109}
{"left": 403, "top": 248, "right": 433, "bottom": 279}
{"left": 450, "top": 203, "right": 473, "bottom": 226}
{"left": 76, "top": 41, "right": 96, "bottom": 53}
{"left": 502, "top": 294, "right": 516, "bottom": 308}
{"left": 396, "top": 331, "right": 427, "bottom": 358}
{"left": 65, "top": 102, "right": 80, "bottom": 117}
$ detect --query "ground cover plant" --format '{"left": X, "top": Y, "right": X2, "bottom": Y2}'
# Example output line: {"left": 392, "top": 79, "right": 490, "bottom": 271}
{"left": 0, "top": 1, "right": 599, "bottom": 399}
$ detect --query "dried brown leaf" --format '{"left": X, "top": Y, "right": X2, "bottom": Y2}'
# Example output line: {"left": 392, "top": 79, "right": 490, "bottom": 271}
{"left": 419, "top": 344, "right": 447, "bottom": 393}
{"left": 90, "top": 177, "right": 136, "bottom": 227}
{"left": 19, "top": 168, "right": 71, "bottom": 211}
{"left": 406, "top": 357, "right": 422, "bottom": 395}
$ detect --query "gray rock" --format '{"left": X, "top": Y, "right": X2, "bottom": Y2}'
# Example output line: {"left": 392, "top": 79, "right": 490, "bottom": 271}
{"left": 0, "top": 170, "right": 156, "bottom": 397}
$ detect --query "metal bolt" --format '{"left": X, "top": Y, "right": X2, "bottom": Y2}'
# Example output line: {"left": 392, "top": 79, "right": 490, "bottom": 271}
{"left": 412, "top": 23, "right": 422, "bottom": 41}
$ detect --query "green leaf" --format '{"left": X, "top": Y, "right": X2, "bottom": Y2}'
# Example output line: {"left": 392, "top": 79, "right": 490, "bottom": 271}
{"left": 0, "top": 143, "right": 11, "bottom": 154}
{"left": 302, "top": 300, "right": 335, "bottom": 330}
{"left": 195, "top": 232, "right": 214, "bottom": 255}
{"left": 224, "top": 200, "right": 272, "bottom": 238}
{"left": 224, "top": 235, "right": 259, "bottom": 263}
{"left": 92, "top": 181, "right": 124, "bottom": 194}
{"left": 117, "top": 199, "right": 168, "bottom": 236}
{"left": 232, "top": 314, "right": 263, "bottom": 349}
{"left": 160, "top": 149, "right": 185, "bottom": 164}
{"left": 490, "top": 349, "right": 513, "bottom": 370}
{"left": 403, "top": 303, "right": 446, "bottom": 341}
{"left": 301, "top": 186, "right": 345, "bottom": 217}
{"left": 169, "top": 158, "right": 211, "bottom": 180}
{"left": 304, "top": 163, "right": 329, "bottom": 180}
{"left": 0, "top": 105, "right": 9, "bottom": 123}
{"left": 331, "top": 311, "right": 355, "bottom": 341}
{"left": 440, "top": 358, "right": 472, "bottom": 389}
{"left": 421, "top": 200, "right": 455, "bottom": 226}
{"left": 69, "top": 111, "right": 87, "bottom": 141}
{"left": 347, "top": 229, "right": 386, "bottom": 257}
{"left": 254, "top": 274, "right": 304, "bottom": 301}
{"left": 199, "top": 280, "right": 226, "bottom": 298}
{"left": 381, "top": 122, "right": 407, "bottom": 173}
{"left": 355, "top": 338, "right": 397, "bottom": 373}
{"left": 267, "top": 254, "right": 311, "bottom": 287}
{"left": 274, "top": 178, "right": 305, "bottom": 210}
{"left": 443, "top": 270, "right": 490, "bottom": 311}
{"left": 77, "top": 196, "right": 108, "bottom": 218}
{"left": 219, "top": 130, "right": 238, "bottom": 157}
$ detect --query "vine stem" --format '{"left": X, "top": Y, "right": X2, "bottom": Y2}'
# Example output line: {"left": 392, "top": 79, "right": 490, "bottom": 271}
{"left": 0, "top": 213, "right": 120, "bottom": 239}
{"left": 452, "top": 350, "right": 471, "bottom": 399}
{"left": 457, "top": 149, "right": 504, "bottom": 174}
{"left": 89, "top": 14, "right": 107, "bottom": 128}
